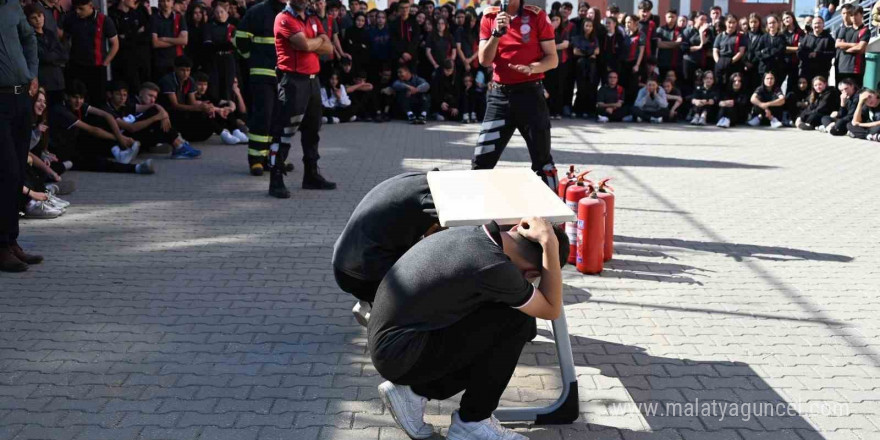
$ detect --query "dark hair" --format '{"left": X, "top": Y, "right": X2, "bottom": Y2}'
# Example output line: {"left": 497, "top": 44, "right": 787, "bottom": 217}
{"left": 510, "top": 225, "right": 570, "bottom": 270}
{"left": 710, "top": 5, "right": 722, "bottom": 12}
{"left": 72, "top": 0, "right": 93, "bottom": 7}
{"left": 192, "top": 71, "right": 209, "bottom": 83}
{"left": 23, "top": 4, "right": 42, "bottom": 16}
{"left": 354, "top": 68, "right": 367, "bottom": 78}
{"left": 397, "top": 64, "right": 411, "bottom": 72}
{"left": 638, "top": 0, "right": 652, "bottom": 12}
{"left": 32, "top": 88, "right": 49, "bottom": 153}
{"left": 854, "top": 5, "right": 864, "bottom": 14}
{"left": 562, "top": 2, "right": 573, "bottom": 9}
{"left": 174, "top": 56, "right": 193, "bottom": 68}
{"left": 108, "top": 80, "right": 129, "bottom": 92}
{"left": 838, "top": 78, "right": 855, "bottom": 88}
{"left": 608, "top": 3, "right": 619, "bottom": 14}
{"left": 140, "top": 82, "right": 161, "bottom": 93}
{"left": 65, "top": 80, "right": 88, "bottom": 98}
{"left": 840, "top": 3, "right": 853, "bottom": 13}
{"left": 441, "top": 59, "right": 454, "bottom": 70}
{"left": 666, "top": 8, "right": 677, "bottom": 14}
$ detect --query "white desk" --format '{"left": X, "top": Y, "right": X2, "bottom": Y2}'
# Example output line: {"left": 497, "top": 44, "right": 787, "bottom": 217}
{"left": 427, "top": 169, "right": 580, "bottom": 425}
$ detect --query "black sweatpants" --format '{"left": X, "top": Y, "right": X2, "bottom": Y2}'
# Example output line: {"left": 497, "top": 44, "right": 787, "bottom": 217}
{"left": 599, "top": 105, "right": 628, "bottom": 121}
{"left": 170, "top": 111, "right": 215, "bottom": 142}
{"left": 0, "top": 91, "right": 31, "bottom": 247}
{"left": 631, "top": 106, "right": 665, "bottom": 121}
{"left": 274, "top": 73, "right": 322, "bottom": 167}
{"left": 129, "top": 107, "right": 180, "bottom": 148}
{"left": 472, "top": 81, "right": 556, "bottom": 189}
{"left": 750, "top": 104, "right": 784, "bottom": 123}
{"left": 821, "top": 115, "right": 851, "bottom": 136}
{"left": 395, "top": 91, "right": 427, "bottom": 116}
{"left": 845, "top": 122, "right": 880, "bottom": 139}
{"left": 112, "top": 46, "right": 151, "bottom": 92}
{"left": 392, "top": 303, "right": 537, "bottom": 423}
{"left": 247, "top": 80, "right": 278, "bottom": 167}
{"left": 574, "top": 57, "right": 598, "bottom": 116}
{"left": 333, "top": 267, "right": 382, "bottom": 303}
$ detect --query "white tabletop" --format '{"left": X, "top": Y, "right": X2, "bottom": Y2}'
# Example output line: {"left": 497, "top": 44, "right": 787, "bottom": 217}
{"left": 427, "top": 169, "right": 577, "bottom": 227}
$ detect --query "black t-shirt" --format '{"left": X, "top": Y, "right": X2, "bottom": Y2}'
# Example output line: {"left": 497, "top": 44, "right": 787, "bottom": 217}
{"left": 368, "top": 222, "right": 535, "bottom": 380}
{"left": 158, "top": 72, "right": 196, "bottom": 106}
{"left": 103, "top": 100, "right": 137, "bottom": 119}
{"left": 682, "top": 25, "right": 711, "bottom": 66}
{"left": 332, "top": 172, "right": 437, "bottom": 281}
{"left": 49, "top": 102, "right": 90, "bottom": 150}
{"left": 714, "top": 31, "right": 747, "bottom": 58}
{"left": 151, "top": 11, "right": 188, "bottom": 64}
{"left": 655, "top": 24, "right": 684, "bottom": 68}
{"left": 597, "top": 84, "right": 625, "bottom": 104}
{"left": 753, "top": 85, "right": 784, "bottom": 103}
{"left": 692, "top": 85, "right": 719, "bottom": 102}
{"left": 110, "top": 6, "right": 151, "bottom": 49}
{"left": 858, "top": 103, "right": 880, "bottom": 123}
{"left": 835, "top": 25, "right": 870, "bottom": 74}
{"left": 62, "top": 10, "right": 118, "bottom": 67}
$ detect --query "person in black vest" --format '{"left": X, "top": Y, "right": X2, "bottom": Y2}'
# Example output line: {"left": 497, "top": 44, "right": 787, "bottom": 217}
{"left": 656, "top": 9, "right": 685, "bottom": 83}
{"left": 111, "top": 0, "right": 152, "bottom": 92}
{"left": 62, "top": 0, "right": 119, "bottom": 105}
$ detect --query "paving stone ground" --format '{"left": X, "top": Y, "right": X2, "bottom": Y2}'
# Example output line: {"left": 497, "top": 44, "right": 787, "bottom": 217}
{"left": 1, "top": 120, "right": 879, "bottom": 440}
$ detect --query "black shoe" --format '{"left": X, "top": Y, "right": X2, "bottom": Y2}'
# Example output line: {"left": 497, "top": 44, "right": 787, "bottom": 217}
{"left": 417, "top": 115, "right": 427, "bottom": 125}
{"left": 12, "top": 243, "right": 42, "bottom": 265}
{"left": 250, "top": 163, "right": 264, "bottom": 176}
{"left": 268, "top": 167, "right": 291, "bottom": 199}
{"left": 285, "top": 161, "right": 294, "bottom": 173}
{"left": 0, "top": 247, "right": 28, "bottom": 273}
{"left": 302, "top": 165, "right": 337, "bottom": 190}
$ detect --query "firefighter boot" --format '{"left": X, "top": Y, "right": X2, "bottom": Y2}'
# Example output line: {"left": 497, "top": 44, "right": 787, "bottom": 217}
{"left": 250, "top": 163, "right": 264, "bottom": 176}
{"left": 268, "top": 164, "right": 291, "bottom": 199}
{"left": 302, "top": 163, "right": 337, "bottom": 190}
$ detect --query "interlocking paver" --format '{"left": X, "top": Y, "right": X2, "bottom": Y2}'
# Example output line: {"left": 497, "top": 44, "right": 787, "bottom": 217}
{"left": 1, "top": 121, "right": 878, "bottom": 439}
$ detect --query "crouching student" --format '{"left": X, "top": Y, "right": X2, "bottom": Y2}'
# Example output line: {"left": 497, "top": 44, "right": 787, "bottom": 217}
{"left": 49, "top": 81, "right": 155, "bottom": 175}
{"left": 747, "top": 72, "right": 786, "bottom": 128}
{"left": 631, "top": 77, "right": 669, "bottom": 123}
{"left": 332, "top": 172, "right": 439, "bottom": 326}
{"left": 388, "top": 65, "right": 430, "bottom": 124}
{"left": 157, "top": 56, "right": 210, "bottom": 154}
{"left": 596, "top": 71, "right": 628, "bottom": 122}
{"left": 369, "top": 217, "right": 568, "bottom": 440}
{"left": 717, "top": 72, "right": 750, "bottom": 127}
{"left": 104, "top": 81, "right": 197, "bottom": 155}
{"left": 663, "top": 78, "right": 684, "bottom": 122}
{"left": 818, "top": 78, "right": 858, "bottom": 135}
{"left": 796, "top": 76, "right": 838, "bottom": 130}
{"left": 846, "top": 89, "right": 880, "bottom": 141}
{"left": 192, "top": 72, "right": 249, "bottom": 144}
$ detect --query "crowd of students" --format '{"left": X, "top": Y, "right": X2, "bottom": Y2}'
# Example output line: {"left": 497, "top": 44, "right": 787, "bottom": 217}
{"left": 14, "top": 0, "right": 880, "bottom": 220}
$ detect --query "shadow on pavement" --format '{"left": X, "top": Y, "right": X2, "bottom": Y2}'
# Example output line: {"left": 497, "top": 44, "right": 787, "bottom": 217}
{"left": 615, "top": 235, "right": 854, "bottom": 263}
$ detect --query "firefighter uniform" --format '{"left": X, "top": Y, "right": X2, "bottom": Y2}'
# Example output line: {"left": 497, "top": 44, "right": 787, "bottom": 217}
{"left": 270, "top": 5, "right": 336, "bottom": 198}
{"left": 235, "top": 0, "right": 285, "bottom": 176}
{"left": 474, "top": 4, "right": 558, "bottom": 190}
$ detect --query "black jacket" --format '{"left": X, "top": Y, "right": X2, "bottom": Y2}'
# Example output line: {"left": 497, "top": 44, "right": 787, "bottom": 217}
{"left": 801, "top": 88, "right": 839, "bottom": 119}
{"left": 431, "top": 69, "right": 461, "bottom": 111}
{"left": 35, "top": 30, "right": 67, "bottom": 92}
{"left": 755, "top": 33, "right": 787, "bottom": 76}
{"left": 797, "top": 30, "right": 835, "bottom": 77}
{"left": 390, "top": 15, "right": 421, "bottom": 60}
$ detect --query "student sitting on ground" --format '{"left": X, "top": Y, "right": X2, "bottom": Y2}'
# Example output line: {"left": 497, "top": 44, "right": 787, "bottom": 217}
{"left": 784, "top": 76, "right": 810, "bottom": 127}
{"left": 847, "top": 89, "right": 880, "bottom": 141}
{"left": 321, "top": 71, "right": 358, "bottom": 124}
{"left": 459, "top": 73, "right": 484, "bottom": 123}
{"left": 747, "top": 71, "right": 786, "bottom": 128}
{"left": 796, "top": 76, "right": 838, "bottom": 131}
{"left": 388, "top": 64, "right": 430, "bottom": 124}
{"left": 49, "top": 80, "right": 155, "bottom": 175}
{"left": 332, "top": 172, "right": 439, "bottom": 326}
{"left": 344, "top": 69, "right": 376, "bottom": 121}
{"left": 596, "top": 71, "right": 628, "bottom": 123}
{"left": 717, "top": 72, "right": 750, "bottom": 128}
{"left": 631, "top": 77, "right": 668, "bottom": 123}
{"left": 818, "top": 78, "right": 858, "bottom": 135}
{"left": 372, "top": 64, "right": 396, "bottom": 123}
{"left": 688, "top": 70, "right": 719, "bottom": 126}
{"left": 369, "top": 217, "right": 567, "bottom": 440}
{"left": 192, "top": 72, "right": 249, "bottom": 144}
{"left": 158, "top": 56, "right": 212, "bottom": 151}
{"left": 104, "top": 81, "right": 199, "bottom": 155}
{"left": 663, "top": 78, "right": 684, "bottom": 122}
{"left": 431, "top": 60, "right": 461, "bottom": 121}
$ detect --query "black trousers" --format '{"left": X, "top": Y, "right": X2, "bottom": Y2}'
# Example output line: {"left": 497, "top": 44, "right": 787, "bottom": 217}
{"left": 619, "top": 60, "right": 638, "bottom": 104}
{"left": 750, "top": 104, "right": 784, "bottom": 122}
{"left": 714, "top": 57, "right": 742, "bottom": 90}
{"left": 52, "top": 117, "right": 137, "bottom": 174}
{"left": 718, "top": 105, "right": 746, "bottom": 125}
{"left": 631, "top": 106, "right": 665, "bottom": 120}
{"left": 561, "top": 59, "right": 575, "bottom": 110}
{"left": 274, "top": 73, "right": 322, "bottom": 167}
{"left": 599, "top": 105, "right": 628, "bottom": 121}
{"left": 544, "top": 65, "right": 564, "bottom": 117}
{"left": 845, "top": 122, "right": 880, "bottom": 139}
{"left": 393, "top": 303, "right": 537, "bottom": 423}
{"left": 333, "top": 267, "right": 382, "bottom": 303}
{"left": 0, "top": 91, "right": 31, "bottom": 247}
{"left": 170, "top": 110, "right": 215, "bottom": 142}
{"left": 460, "top": 88, "right": 486, "bottom": 120}
{"left": 112, "top": 46, "right": 151, "bottom": 92}
{"left": 129, "top": 107, "right": 180, "bottom": 148}
{"left": 247, "top": 80, "right": 278, "bottom": 166}
{"left": 66, "top": 63, "right": 107, "bottom": 106}
{"left": 821, "top": 115, "right": 851, "bottom": 136}
{"left": 472, "top": 81, "right": 556, "bottom": 189}
{"left": 574, "top": 57, "right": 598, "bottom": 116}
{"left": 394, "top": 91, "right": 427, "bottom": 116}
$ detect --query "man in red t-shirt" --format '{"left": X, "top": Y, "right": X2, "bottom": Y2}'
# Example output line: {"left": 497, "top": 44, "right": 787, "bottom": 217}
{"left": 474, "top": 0, "right": 559, "bottom": 190}
{"left": 270, "top": 0, "right": 336, "bottom": 198}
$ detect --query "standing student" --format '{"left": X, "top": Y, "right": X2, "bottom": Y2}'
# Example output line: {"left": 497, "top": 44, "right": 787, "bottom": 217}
{"left": 151, "top": 0, "right": 189, "bottom": 79}
{"left": 571, "top": 18, "right": 599, "bottom": 118}
{"left": 847, "top": 89, "right": 880, "bottom": 140}
{"left": 656, "top": 9, "right": 684, "bottom": 82}
{"left": 342, "top": 12, "right": 370, "bottom": 71}
{"left": 25, "top": 4, "right": 67, "bottom": 106}
{"left": 819, "top": 78, "right": 858, "bottom": 135}
{"left": 755, "top": 15, "right": 786, "bottom": 95}
{"left": 600, "top": 15, "right": 625, "bottom": 82}
{"left": 717, "top": 72, "right": 750, "bottom": 127}
{"left": 545, "top": 13, "right": 569, "bottom": 120}
{"left": 369, "top": 217, "right": 567, "bottom": 440}
{"left": 332, "top": 171, "right": 438, "bottom": 326}
{"left": 62, "top": 0, "right": 119, "bottom": 106}
{"left": 781, "top": 11, "right": 804, "bottom": 91}
{"left": 622, "top": 14, "right": 645, "bottom": 104}
{"left": 747, "top": 71, "right": 786, "bottom": 128}
{"left": 426, "top": 17, "right": 455, "bottom": 73}
{"left": 798, "top": 16, "right": 835, "bottom": 83}
{"left": 636, "top": 0, "right": 657, "bottom": 63}
{"left": 390, "top": 0, "right": 421, "bottom": 70}
{"left": 835, "top": 5, "right": 869, "bottom": 88}
{"left": 796, "top": 76, "right": 838, "bottom": 130}
{"left": 682, "top": 12, "right": 712, "bottom": 95}
{"left": 688, "top": 69, "right": 718, "bottom": 126}
{"left": 111, "top": 0, "right": 152, "bottom": 92}
{"left": 714, "top": 15, "right": 747, "bottom": 90}
{"left": 203, "top": 3, "right": 238, "bottom": 102}
{"left": 742, "top": 13, "right": 763, "bottom": 91}
{"left": 473, "top": 0, "right": 560, "bottom": 189}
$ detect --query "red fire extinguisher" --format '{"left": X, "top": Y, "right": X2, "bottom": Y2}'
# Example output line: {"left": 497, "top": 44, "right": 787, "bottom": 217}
{"left": 563, "top": 171, "right": 591, "bottom": 264}
{"left": 577, "top": 185, "right": 606, "bottom": 275}
{"left": 557, "top": 165, "right": 577, "bottom": 199}
{"left": 596, "top": 178, "right": 615, "bottom": 262}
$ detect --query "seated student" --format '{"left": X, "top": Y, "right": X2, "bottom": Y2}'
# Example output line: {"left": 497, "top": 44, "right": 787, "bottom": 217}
{"left": 321, "top": 71, "right": 358, "bottom": 124}
{"left": 796, "top": 76, "right": 838, "bottom": 130}
{"left": 104, "top": 81, "right": 197, "bottom": 156}
{"left": 431, "top": 60, "right": 461, "bottom": 121}
{"left": 344, "top": 69, "right": 376, "bottom": 121}
{"left": 369, "top": 217, "right": 568, "bottom": 440}
{"left": 459, "top": 73, "right": 483, "bottom": 123}
{"left": 372, "top": 64, "right": 396, "bottom": 122}
{"left": 846, "top": 89, "right": 880, "bottom": 140}
{"left": 192, "top": 72, "right": 249, "bottom": 144}
{"left": 596, "top": 71, "right": 629, "bottom": 123}
{"left": 49, "top": 81, "right": 155, "bottom": 175}
{"left": 818, "top": 78, "right": 858, "bottom": 135}
{"left": 332, "top": 172, "right": 439, "bottom": 325}
{"left": 784, "top": 76, "right": 810, "bottom": 127}
{"left": 747, "top": 72, "right": 786, "bottom": 128}
{"left": 387, "top": 65, "right": 430, "bottom": 124}
{"left": 158, "top": 56, "right": 211, "bottom": 151}
{"left": 688, "top": 70, "right": 718, "bottom": 125}
{"left": 717, "top": 72, "right": 750, "bottom": 128}
{"left": 663, "top": 78, "right": 684, "bottom": 122}
{"left": 631, "top": 77, "right": 669, "bottom": 123}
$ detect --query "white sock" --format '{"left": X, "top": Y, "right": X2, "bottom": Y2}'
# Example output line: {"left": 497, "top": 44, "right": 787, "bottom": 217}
{"left": 63, "top": 161, "right": 73, "bottom": 170}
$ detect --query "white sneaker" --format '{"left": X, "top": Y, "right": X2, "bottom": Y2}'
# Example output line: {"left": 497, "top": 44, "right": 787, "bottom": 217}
{"left": 621, "top": 115, "right": 633, "bottom": 122}
{"left": 435, "top": 114, "right": 445, "bottom": 121}
{"left": 470, "top": 112, "right": 477, "bottom": 121}
{"left": 446, "top": 411, "right": 527, "bottom": 440}
{"left": 47, "top": 194, "right": 70, "bottom": 209}
{"left": 232, "top": 129, "right": 249, "bottom": 143}
{"left": 747, "top": 116, "right": 761, "bottom": 127}
{"left": 717, "top": 117, "right": 730, "bottom": 128}
{"left": 649, "top": 116, "right": 662, "bottom": 124}
{"left": 462, "top": 115, "right": 471, "bottom": 123}
{"left": 332, "top": 116, "right": 341, "bottom": 124}
{"left": 597, "top": 115, "right": 609, "bottom": 123}
{"left": 347, "top": 115, "right": 357, "bottom": 122}
{"left": 322, "top": 116, "right": 329, "bottom": 123}
{"left": 25, "top": 200, "right": 63, "bottom": 219}
{"left": 378, "top": 381, "right": 433, "bottom": 439}
{"left": 352, "top": 300, "right": 371, "bottom": 327}
{"left": 769, "top": 118, "right": 783, "bottom": 129}
{"left": 111, "top": 141, "right": 141, "bottom": 164}
{"left": 815, "top": 124, "right": 827, "bottom": 133}
{"left": 220, "top": 129, "right": 239, "bottom": 145}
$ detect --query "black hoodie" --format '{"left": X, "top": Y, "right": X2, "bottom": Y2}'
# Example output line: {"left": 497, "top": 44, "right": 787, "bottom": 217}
{"left": 797, "top": 30, "right": 835, "bottom": 78}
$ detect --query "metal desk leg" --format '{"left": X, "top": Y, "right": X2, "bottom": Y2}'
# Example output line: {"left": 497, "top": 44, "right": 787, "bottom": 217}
{"left": 493, "top": 309, "right": 579, "bottom": 425}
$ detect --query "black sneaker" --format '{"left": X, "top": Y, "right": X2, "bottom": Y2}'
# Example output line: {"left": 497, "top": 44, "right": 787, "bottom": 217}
{"left": 408, "top": 114, "right": 417, "bottom": 124}
{"left": 417, "top": 116, "right": 427, "bottom": 125}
